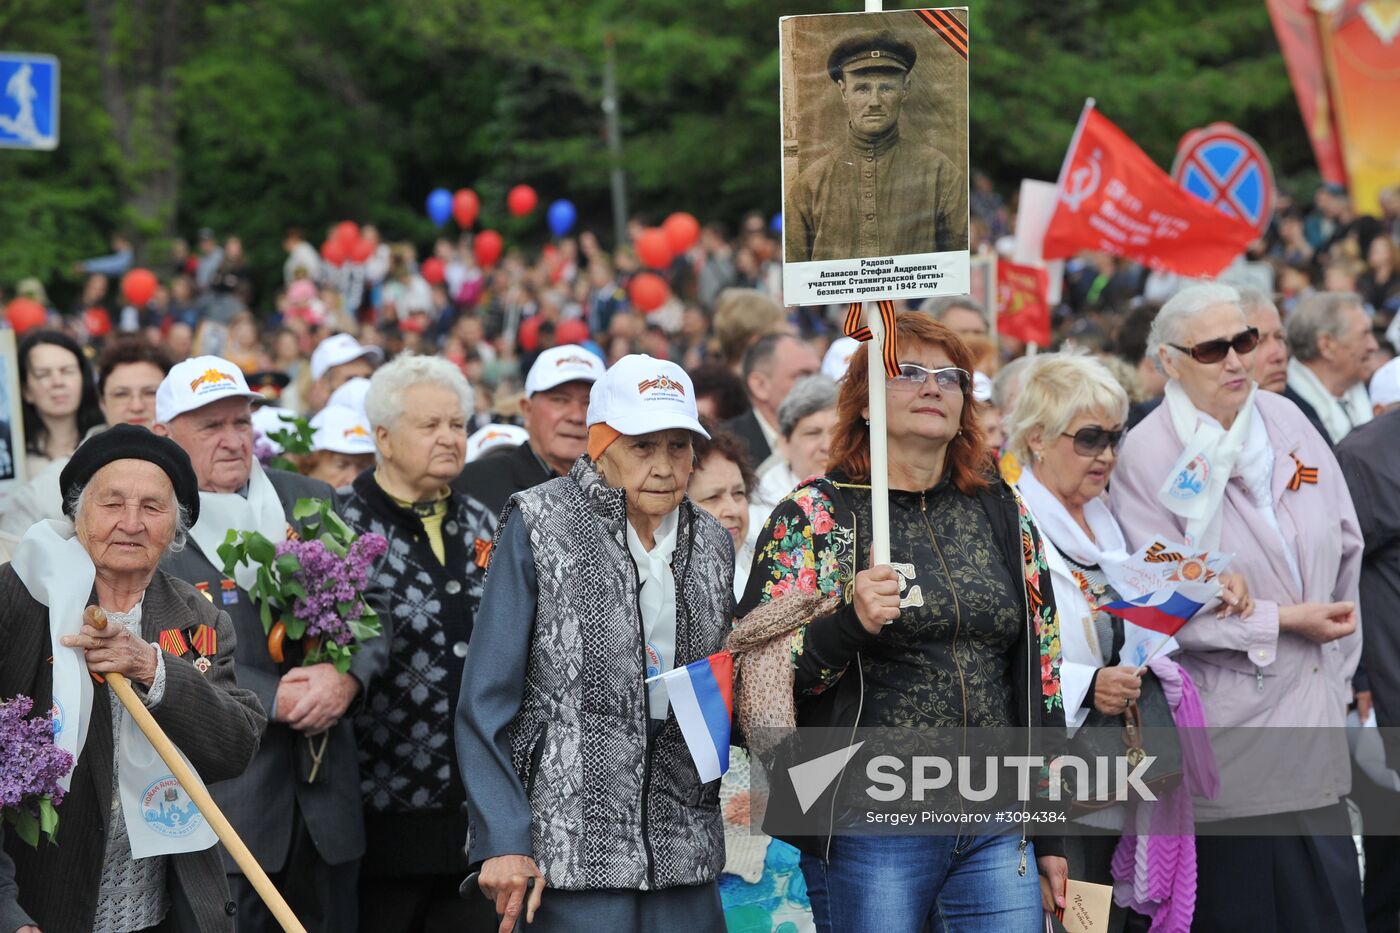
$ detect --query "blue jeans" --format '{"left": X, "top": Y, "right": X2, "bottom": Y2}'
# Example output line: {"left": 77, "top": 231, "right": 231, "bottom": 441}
{"left": 801, "top": 833, "right": 1043, "bottom": 933}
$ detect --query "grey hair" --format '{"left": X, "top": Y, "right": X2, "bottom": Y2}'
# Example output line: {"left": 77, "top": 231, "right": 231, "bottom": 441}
{"left": 1234, "top": 286, "right": 1278, "bottom": 320}
{"left": 918, "top": 296, "right": 987, "bottom": 326}
{"left": 364, "top": 353, "right": 475, "bottom": 441}
{"left": 777, "top": 374, "right": 839, "bottom": 437}
{"left": 1004, "top": 350, "right": 1130, "bottom": 467}
{"left": 1146, "top": 283, "right": 1242, "bottom": 373}
{"left": 65, "top": 484, "right": 194, "bottom": 554}
{"left": 991, "top": 356, "right": 1035, "bottom": 411}
{"left": 1285, "top": 291, "right": 1364, "bottom": 362}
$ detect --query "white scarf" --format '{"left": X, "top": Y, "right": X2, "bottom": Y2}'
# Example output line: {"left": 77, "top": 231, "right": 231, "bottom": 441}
{"left": 11, "top": 521, "right": 217, "bottom": 858}
{"left": 189, "top": 461, "right": 288, "bottom": 590}
{"left": 628, "top": 509, "right": 679, "bottom": 720}
{"left": 1286, "top": 358, "right": 1373, "bottom": 444}
{"left": 1158, "top": 380, "right": 1257, "bottom": 549}
{"left": 1016, "top": 466, "right": 1130, "bottom": 571}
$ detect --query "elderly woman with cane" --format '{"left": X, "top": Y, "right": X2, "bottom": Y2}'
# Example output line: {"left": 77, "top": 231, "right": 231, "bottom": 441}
{"left": 732, "top": 312, "right": 1068, "bottom": 933}
{"left": 455, "top": 354, "right": 734, "bottom": 933}
{"left": 0, "top": 425, "right": 265, "bottom": 933}
{"left": 1111, "top": 282, "right": 1365, "bottom": 932}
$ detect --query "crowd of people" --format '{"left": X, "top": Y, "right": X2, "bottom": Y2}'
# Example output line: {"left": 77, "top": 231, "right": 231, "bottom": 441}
{"left": 0, "top": 175, "right": 1398, "bottom": 933}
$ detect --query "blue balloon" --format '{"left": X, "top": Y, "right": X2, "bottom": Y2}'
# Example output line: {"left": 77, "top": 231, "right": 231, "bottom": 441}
{"left": 426, "top": 188, "right": 453, "bottom": 227}
{"left": 770, "top": 212, "right": 783, "bottom": 234}
{"left": 547, "top": 199, "right": 577, "bottom": 238}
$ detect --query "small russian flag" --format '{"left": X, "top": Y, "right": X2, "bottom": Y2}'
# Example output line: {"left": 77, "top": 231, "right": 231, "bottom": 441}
{"left": 1100, "top": 581, "right": 1218, "bottom": 636}
{"left": 649, "top": 650, "right": 733, "bottom": 782}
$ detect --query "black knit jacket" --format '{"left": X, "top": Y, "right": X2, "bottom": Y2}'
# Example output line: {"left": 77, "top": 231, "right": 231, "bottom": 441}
{"left": 335, "top": 470, "right": 496, "bottom": 877}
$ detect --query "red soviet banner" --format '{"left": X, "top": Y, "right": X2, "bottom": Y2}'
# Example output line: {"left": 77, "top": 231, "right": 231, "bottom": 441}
{"left": 1266, "top": 0, "right": 1348, "bottom": 187}
{"left": 996, "top": 260, "right": 1051, "bottom": 347}
{"left": 1042, "top": 102, "right": 1260, "bottom": 278}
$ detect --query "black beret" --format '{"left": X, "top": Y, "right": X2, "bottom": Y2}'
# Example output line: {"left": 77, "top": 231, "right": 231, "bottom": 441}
{"left": 60, "top": 424, "right": 201, "bottom": 525}
{"left": 827, "top": 30, "right": 917, "bottom": 82}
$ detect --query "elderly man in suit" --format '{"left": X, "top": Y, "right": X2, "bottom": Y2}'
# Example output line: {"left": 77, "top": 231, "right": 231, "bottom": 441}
{"left": 0, "top": 425, "right": 264, "bottom": 932}
{"left": 152, "top": 356, "right": 388, "bottom": 933}
{"left": 721, "top": 333, "right": 820, "bottom": 470}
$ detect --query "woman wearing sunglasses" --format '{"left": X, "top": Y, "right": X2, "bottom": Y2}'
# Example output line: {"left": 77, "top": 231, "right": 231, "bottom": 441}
{"left": 1111, "top": 283, "right": 1366, "bottom": 932}
{"left": 1008, "top": 351, "right": 1251, "bottom": 932}
{"left": 734, "top": 312, "right": 1068, "bottom": 932}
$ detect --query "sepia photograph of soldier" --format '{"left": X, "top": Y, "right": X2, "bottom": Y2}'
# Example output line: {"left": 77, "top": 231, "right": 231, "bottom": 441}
{"left": 782, "top": 11, "right": 969, "bottom": 266}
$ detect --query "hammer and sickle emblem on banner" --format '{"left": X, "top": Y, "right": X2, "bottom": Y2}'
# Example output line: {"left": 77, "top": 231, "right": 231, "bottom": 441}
{"left": 1061, "top": 148, "right": 1103, "bottom": 212}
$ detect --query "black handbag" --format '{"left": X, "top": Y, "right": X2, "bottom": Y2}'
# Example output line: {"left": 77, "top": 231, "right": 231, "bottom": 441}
{"left": 1062, "top": 668, "right": 1183, "bottom": 810}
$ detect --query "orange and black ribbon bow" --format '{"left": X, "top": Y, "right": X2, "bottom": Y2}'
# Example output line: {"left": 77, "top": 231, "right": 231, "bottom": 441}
{"left": 844, "top": 300, "right": 900, "bottom": 378}
{"left": 1287, "top": 453, "right": 1319, "bottom": 492}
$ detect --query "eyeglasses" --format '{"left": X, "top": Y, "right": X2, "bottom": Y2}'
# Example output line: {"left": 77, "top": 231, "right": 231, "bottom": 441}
{"left": 887, "top": 363, "right": 970, "bottom": 393}
{"left": 1168, "top": 327, "right": 1260, "bottom": 364}
{"left": 1060, "top": 425, "right": 1125, "bottom": 457}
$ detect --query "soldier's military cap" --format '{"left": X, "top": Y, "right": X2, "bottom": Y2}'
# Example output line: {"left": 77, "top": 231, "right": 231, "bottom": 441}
{"left": 826, "top": 31, "right": 917, "bottom": 82}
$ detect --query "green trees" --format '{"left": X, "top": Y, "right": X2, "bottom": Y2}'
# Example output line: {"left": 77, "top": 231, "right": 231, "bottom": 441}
{"left": 0, "top": 0, "right": 1308, "bottom": 307}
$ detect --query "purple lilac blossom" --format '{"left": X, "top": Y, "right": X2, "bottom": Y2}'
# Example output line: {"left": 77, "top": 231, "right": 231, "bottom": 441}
{"left": 0, "top": 695, "right": 74, "bottom": 812}
{"left": 274, "top": 533, "right": 387, "bottom": 645}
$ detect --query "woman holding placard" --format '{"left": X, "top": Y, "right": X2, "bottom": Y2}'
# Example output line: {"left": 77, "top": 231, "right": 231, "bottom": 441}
{"left": 735, "top": 312, "right": 1067, "bottom": 932}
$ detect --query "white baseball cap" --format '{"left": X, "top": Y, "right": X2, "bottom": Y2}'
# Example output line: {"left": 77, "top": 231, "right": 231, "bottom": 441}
{"left": 525, "top": 345, "right": 606, "bottom": 398}
{"left": 309, "top": 405, "right": 377, "bottom": 456}
{"left": 587, "top": 354, "right": 709, "bottom": 439}
{"left": 821, "top": 336, "right": 860, "bottom": 382}
{"left": 324, "top": 376, "right": 371, "bottom": 419}
{"left": 156, "top": 355, "right": 265, "bottom": 423}
{"left": 1370, "top": 357, "right": 1400, "bottom": 409}
{"left": 251, "top": 405, "right": 297, "bottom": 453}
{"left": 465, "top": 423, "right": 530, "bottom": 462}
{"left": 310, "top": 333, "right": 384, "bottom": 381}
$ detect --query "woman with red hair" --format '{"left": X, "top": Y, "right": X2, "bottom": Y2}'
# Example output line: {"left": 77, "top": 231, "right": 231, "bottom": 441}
{"left": 734, "top": 312, "right": 1067, "bottom": 932}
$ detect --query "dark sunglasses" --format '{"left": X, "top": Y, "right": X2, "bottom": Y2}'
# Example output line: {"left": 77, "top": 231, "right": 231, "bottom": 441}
{"left": 1169, "top": 327, "right": 1260, "bottom": 364}
{"left": 888, "top": 363, "right": 971, "bottom": 392}
{"left": 1060, "top": 425, "right": 1125, "bottom": 457}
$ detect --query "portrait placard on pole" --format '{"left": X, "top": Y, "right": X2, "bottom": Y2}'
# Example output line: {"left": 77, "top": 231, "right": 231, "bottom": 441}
{"left": 780, "top": 8, "right": 970, "bottom": 306}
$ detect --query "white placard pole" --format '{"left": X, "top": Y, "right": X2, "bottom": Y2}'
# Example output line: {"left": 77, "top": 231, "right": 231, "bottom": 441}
{"left": 867, "top": 302, "right": 892, "bottom": 566}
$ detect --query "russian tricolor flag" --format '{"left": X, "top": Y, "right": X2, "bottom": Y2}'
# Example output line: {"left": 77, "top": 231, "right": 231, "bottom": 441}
{"left": 1100, "top": 581, "right": 1217, "bottom": 636}
{"left": 649, "top": 650, "right": 733, "bottom": 782}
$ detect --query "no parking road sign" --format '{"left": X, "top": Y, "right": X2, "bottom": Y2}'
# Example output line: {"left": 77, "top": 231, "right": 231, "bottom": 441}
{"left": 0, "top": 53, "right": 59, "bottom": 151}
{"left": 1171, "top": 123, "right": 1275, "bottom": 237}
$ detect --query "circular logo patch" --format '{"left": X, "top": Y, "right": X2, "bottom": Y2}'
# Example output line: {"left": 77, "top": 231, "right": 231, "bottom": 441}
{"left": 50, "top": 700, "right": 63, "bottom": 736}
{"left": 142, "top": 776, "right": 204, "bottom": 838}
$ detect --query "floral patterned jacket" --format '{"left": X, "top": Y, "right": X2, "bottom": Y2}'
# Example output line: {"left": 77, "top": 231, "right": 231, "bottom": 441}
{"left": 737, "top": 469, "right": 1065, "bottom": 733}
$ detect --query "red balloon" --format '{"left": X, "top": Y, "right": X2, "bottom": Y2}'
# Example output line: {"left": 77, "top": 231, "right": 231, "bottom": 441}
{"left": 121, "top": 268, "right": 158, "bottom": 307}
{"left": 350, "top": 236, "right": 374, "bottom": 263}
{"left": 421, "top": 257, "right": 446, "bottom": 286}
{"left": 321, "top": 239, "right": 346, "bottom": 266}
{"left": 474, "top": 230, "right": 504, "bottom": 268}
{"left": 83, "top": 307, "right": 112, "bottom": 338}
{"left": 555, "top": 318, "right": 590, "bottom": 345}
{"left": 518, "top": 314, "right": 543, "bottom": 352}
{"left": 662, "top": 212, "right": 700, "bottom": 254}
{"left": 453, "top": 189, "right": 480, "bottom": 228}
{"left": 5, "top": 298, "right": 46, "bottom": 333}
{"left": 333, "top": 221, "right": 360, "bottom": 246}
{"left": 628, "top": 272, "right": 669, "bottom": 313}
{"left": 507, "top": 185, "right": 538, "bottom": 218}
{"left": 635, "top": 228, "right": 673, "bottom": 270}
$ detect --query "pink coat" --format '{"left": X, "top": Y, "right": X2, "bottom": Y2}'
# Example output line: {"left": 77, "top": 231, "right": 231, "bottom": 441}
{"left": 1110, "top": 389, "right": 1362, "bottom": 820}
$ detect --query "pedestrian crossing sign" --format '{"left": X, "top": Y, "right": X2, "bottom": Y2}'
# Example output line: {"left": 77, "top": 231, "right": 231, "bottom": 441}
{"left": 0, "top": 53, "right": 59, "bottom": 151}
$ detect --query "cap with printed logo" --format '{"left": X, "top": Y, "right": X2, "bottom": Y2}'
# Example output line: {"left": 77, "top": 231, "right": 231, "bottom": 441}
{"left": 525, "top": 345, "right": 607, "bottom": 398}
{"left": 309, "top": 405, "right": 377, "bottom": 456}
{"left": 465, "top": 423, "right": 530, "bottom": 462}
{"left": 310, "top": 333, "right": 385, "bottom": 381}
{"left": 587, "top": 354, "right": 709, "bottom": 440}
{"left": 156, "top": 355, "right": 265, "bottom": 423}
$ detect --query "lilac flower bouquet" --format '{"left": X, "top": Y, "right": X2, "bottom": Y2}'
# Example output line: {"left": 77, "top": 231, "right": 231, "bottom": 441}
{"left": 218, "top": 497, "right": 386, "bottom": 675}
{"left": 1, "top": 694, "right": 75, "bottom": 846}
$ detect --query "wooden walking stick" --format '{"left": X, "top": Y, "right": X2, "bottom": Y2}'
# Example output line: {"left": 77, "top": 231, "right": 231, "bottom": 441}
{"left": 86, "top": 605, "right": 308, "bottom": 933}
